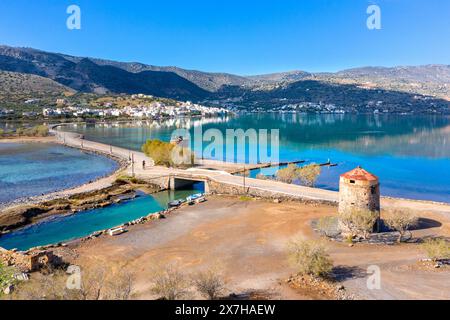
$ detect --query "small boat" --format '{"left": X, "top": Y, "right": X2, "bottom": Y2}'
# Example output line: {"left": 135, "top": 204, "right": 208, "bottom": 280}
{"left": 168, "top": 199, "right": 186, "bottom": 208}
{"left": 108, "top": 226, "right": 126, "bottom": 236}
{"left": 195, "top": 197, "right": 207, "bottom": 204}
{"left": 168, "top": 200, "right": 181, "bottom": 207}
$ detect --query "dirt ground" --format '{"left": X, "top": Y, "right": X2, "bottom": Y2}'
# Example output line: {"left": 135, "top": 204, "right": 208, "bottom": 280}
{"left": 72, "top": 196, "right": 450, "bottom": 300}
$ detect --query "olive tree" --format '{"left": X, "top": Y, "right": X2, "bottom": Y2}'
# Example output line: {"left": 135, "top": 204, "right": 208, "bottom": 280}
{"left": 276, "top": 164, "right": 298, "bottom": 184}
{"left": 297, "top": 163, "right": 321, "bottom": 187}
{"left": 383, "top": 209, "right": 418, "bottom": 243}
{"left": 142, "top": 139, "right": 194, "bottom": 168}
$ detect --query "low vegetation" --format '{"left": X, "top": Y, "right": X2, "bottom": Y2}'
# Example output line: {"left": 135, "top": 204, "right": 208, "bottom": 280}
{"left": 0, "top": 263, "right": 16, "bottom": 296}
{"left": 255, "top": 173, "right": 269, "bottom": 180}
{"left": 276, "top": 164, "right": 298, "bottom": 184}
{"left": 142, "top": 139, "right": 195, "bottom": 168}
{"left": 288, "top": 239, "right": 333, "bottom": 278}
{"left": 192, "top": 268, "right": 226, "bottom": 300}
{"left": 296, "top": 164, "right": 322, "bottom": 187}
{"left": 238, "top": 195, "right": 253, "bottom": 202}
{"left": 0, "top": 125, "right": 49, "bottom": 138}
{"left": 150, "top": 264, "right": 190, "bottom": 300}
{"left": 10, "top": 264, "right": 134, "bottom": 300}
{"left": 316, "top": 216, "right": 339, "bottom": 237}
{"left": 339, "top": 208, "right": 378, "bottom": 239}
{"left": 421, "top": 238, "right": 450, "bottom": 262}
{"left": 276, "top": 163, "right": 321, "bottom": 187}
{"left": 383, "top": 209, "right": 419, "bottom": 243}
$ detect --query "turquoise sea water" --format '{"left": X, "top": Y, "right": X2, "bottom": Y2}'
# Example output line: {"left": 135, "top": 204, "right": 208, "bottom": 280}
{"left": 63, "top": 114, "right": 450, "bottom": 203}
{"left": 0, "top": 143, "right": 119, "bottom": 205}
{"left": 0, "top": 185, "right": 204, "bottom": 251}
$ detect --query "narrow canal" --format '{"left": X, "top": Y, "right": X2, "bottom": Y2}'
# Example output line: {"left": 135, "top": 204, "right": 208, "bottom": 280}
{"left": 0, "top": 183, "right": 204, "bottom": 251}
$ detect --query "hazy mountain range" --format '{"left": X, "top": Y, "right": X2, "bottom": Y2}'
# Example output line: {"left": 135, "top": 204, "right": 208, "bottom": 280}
{"left": 0, "top": 45, "right": 449, "bottom": 111}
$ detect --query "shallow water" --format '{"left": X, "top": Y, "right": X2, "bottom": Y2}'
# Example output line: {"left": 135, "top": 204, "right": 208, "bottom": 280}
{"left": 62, "top": 114, "right": 450, "bottom": 203}
{"left": 0, "top": 143, "right": 118, "bottom": 205}
{"left": 0, "top": 186, "right": 204, "bottom": 251}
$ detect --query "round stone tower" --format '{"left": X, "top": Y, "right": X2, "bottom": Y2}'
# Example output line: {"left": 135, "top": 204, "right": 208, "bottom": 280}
{"left": 338, "top": 166, "right": 381, "bottom": 233}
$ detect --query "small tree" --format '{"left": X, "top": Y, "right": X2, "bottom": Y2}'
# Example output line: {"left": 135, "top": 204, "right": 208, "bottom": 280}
{"left": 35, "top": 125, "right": 49, "bottom": 137}
{"left": 340, "top": 209, "right": 378, "bottom": 239}
{"left": 297, "top": 163, "right": 321, "bottom": 187}
{"left": 151, "top": 264, "right": 189, "bottom": 300}
{"left": 276, "top": 164, "right": 298, "bottom": 184}
{"left": 383, "top": 209, "right": 418, "bottom": 243}
{"left": 421, "top": 238, "right": 450, "bottom": 262}
{"left": 288, "top": 239, "right": 333, "bottom": 278}
{"left": 142, "top": 139, "right": 194, "bottom": 168}
{"left": 142, "top": 139, "right": 174, "bottom": 167}
{"left": 192, "top": 268, "right": 226, "bottom": 300}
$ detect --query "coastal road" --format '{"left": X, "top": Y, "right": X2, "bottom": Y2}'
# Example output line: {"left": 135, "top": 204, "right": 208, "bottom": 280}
{"left": 53, "top": 126, "right": 450, "bottom": 217}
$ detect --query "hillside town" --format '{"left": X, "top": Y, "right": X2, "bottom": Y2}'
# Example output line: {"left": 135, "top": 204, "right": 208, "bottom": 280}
{"left": 1, "top": 94, "right": 230, "bottom": 119}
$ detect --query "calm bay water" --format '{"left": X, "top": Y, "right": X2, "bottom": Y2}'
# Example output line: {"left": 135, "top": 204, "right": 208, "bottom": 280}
{"left": 63, "top": 114, "right": 450, "bottom": 203}
{"left": 0, "top": 143, "right": 118, "bottom": 205}
{"left": 0, "top": 186, "right": 204, "bottom": 251}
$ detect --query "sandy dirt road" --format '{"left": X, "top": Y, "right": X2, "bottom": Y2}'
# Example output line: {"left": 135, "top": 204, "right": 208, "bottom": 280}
{"left": 73, "top": 196, "right": 450, "bottom": 300}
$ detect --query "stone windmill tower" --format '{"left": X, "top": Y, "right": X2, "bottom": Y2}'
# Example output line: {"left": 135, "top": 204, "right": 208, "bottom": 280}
{"left": 338, "top": 166, "right": 381, "bottom": 233}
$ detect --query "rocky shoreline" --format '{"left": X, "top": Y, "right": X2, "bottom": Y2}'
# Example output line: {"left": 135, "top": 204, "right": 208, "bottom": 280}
{"left": 0, "top": 177, "right": 162, "bottom": 235}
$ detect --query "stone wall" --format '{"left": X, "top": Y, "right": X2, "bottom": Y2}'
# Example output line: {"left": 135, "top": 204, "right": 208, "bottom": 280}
{"left": 0, "top": 247, "right": 56, "bottom": 272}
{"left": 135, "top": 175, "right": 170, "bottom": 190}
{"left": 208, "top": 180, "right": 338, "bottom": 206}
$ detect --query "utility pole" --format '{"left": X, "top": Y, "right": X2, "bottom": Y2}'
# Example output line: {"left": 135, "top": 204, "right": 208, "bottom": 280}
{"left": 131, "top": 153, "right": 135, "bottom": 177}
{"left": 243, "top": 164, "right": 246, "bottom": 193}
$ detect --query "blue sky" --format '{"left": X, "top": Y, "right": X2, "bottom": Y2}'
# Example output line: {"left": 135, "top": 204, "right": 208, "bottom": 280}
{"left": 0, "top": 0, "right": 449, "bottom": 75}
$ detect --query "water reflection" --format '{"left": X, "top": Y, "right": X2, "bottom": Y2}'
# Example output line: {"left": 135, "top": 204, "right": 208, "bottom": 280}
{"left": 60, "top": 114, "right": 450, "bottom": 202}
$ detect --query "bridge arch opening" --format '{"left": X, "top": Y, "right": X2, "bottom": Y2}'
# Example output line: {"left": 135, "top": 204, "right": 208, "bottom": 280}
{"left": 170, "top": 177, "right": 206, "bottom": 193}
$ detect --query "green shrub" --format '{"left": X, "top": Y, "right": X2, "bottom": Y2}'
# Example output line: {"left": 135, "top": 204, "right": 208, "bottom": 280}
{"left": 288, "top": 239, "right": 333, "bottom": 278}
{"left": 297, "top": 163, "right": 321, "bottom": 187}
{"left": 339, "top": 208, "right": 378, "bottom": 239}
{"left": 422, "top": 238, "right": 450, "bottom": 261}
{"left": 142, "top": 139, "right": 194, "bottom": 168}
{"left": 276, "top": 163, "right": 321, "bottom": 187}
{"left": 317, "top": 216, "right": 339, "bottom": 237}
{"left": 276, "top": 164, "right": 298, "bottom": 184}
{"left": 14, "top": 125, "right": 49, "bottom": 137}
{"left": 383, "top": 209, "right": 418, "bottom": 243}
